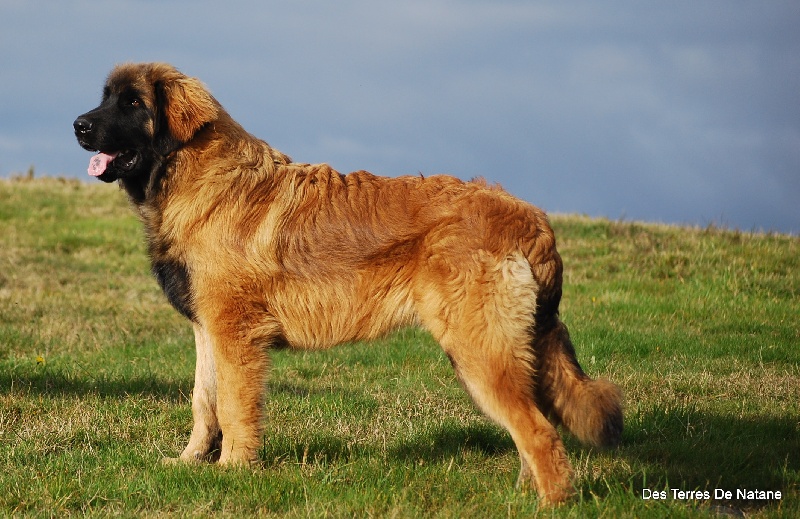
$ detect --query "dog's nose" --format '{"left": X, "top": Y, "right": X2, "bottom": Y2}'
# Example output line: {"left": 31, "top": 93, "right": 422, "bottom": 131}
{"left": 73, "top": 117, "right": 93, "bottom": 134}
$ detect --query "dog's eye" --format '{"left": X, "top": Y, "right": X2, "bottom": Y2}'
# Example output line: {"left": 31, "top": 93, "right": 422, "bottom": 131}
{"left": 129, "top": 97, "right": 142, "bottom": 107}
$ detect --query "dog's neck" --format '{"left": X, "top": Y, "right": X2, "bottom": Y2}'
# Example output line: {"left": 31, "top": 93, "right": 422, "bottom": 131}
{"left": 120, "top": 112, "right": 292, "bottom": 236}
{"left": 118, "top": 150, "right": 173, "bottom": 206}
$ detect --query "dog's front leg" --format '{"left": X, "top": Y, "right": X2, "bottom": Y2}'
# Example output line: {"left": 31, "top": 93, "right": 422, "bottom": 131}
{"left": 172, "top": 322, "right": 222, "bottom": 463}
{"left": 209, "top": 311, "right": 276, "bottom": 466}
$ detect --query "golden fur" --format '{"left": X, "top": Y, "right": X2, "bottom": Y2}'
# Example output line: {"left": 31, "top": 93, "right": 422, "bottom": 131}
{"left": 74, "top": 62, "right": 623, "bottom": 505}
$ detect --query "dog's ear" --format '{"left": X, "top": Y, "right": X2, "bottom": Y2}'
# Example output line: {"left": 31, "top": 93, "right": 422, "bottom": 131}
{"left": 159, "top": 74, "right": 218, "bottom": 143}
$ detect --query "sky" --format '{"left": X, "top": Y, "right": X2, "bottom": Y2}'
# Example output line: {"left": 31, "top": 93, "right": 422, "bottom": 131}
{"left": 1, "top": 1, "right": 798, "bottom": 234}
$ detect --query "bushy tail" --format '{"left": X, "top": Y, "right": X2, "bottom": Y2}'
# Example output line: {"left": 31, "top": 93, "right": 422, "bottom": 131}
{"left": 533, "top": 321, "right": 623, "bottom": 448}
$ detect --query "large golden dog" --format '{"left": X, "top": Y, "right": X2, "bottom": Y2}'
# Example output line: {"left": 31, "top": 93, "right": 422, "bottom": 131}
{"left": 73, "top": 62, "right": 622, "bottom": 504}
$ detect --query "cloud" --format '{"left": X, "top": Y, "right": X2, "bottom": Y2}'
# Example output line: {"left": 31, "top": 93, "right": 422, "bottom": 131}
{"left": 1, "top": 1, "right": 798, "bottom": 233}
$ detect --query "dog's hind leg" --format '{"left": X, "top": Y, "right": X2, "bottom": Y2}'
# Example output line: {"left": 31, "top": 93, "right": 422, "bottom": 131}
{"left": 533, "top": 322, "right": 623, "bottom": 448}
{"left": 417, "top": 251, "right": 574, "bottom": 504}
{"left": 441, "top": 332, "right": 575, "bottom": 505}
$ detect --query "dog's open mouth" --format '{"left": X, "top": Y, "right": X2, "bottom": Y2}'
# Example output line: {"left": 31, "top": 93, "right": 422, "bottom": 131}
{"left": 87, "top": 150, "right": 139, "bottom": 177}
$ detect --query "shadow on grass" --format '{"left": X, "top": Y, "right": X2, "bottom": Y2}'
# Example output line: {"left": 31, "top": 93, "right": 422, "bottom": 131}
{"left": 0, "top": 368, "right": 188, "bottom": 401}
{"left": 5, "top": 363, "right": 796, "bottom": 513}
{"left": 260, "top": 420, "right": 515, "bottom": 470}
{"left": 576, "top": 407, "right": 799, "bottom": 510}
{"left": 390, "top": 420, "right": 514, "bottom": 462}
{"left": 261, "top": 393, "right": 796, "bottom": 514}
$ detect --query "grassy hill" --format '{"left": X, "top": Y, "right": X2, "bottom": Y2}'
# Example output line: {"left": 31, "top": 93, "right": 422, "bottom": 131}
{"left": 1, "top": 177, "right": 797, "bottom": 517}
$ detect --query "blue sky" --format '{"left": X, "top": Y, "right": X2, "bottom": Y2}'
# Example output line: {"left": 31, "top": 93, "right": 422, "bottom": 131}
{"left": 2, "top": 1, "right": 798, "bottom": 234}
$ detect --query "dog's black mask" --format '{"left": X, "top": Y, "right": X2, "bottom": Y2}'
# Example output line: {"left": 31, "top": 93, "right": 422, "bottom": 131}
{"left": 73, "top": 83, "right": 178, "bottom": 184}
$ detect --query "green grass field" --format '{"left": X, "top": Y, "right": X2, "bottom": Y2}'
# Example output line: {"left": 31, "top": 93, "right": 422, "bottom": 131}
{"left": 1, "top": 177, "right": 797, "bottom": 517}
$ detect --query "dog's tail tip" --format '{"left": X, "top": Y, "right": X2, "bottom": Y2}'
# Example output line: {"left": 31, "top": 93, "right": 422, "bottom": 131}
{"left": 567, "top": 377, "right": 624, "bottom": 448}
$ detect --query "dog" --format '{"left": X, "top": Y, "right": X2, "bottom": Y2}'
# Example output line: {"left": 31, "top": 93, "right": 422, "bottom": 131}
{"left": 74, "top": 62, "right": 622, "bottom": 505}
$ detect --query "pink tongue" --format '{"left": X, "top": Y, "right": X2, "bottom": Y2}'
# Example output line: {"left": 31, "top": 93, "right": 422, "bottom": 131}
{"left": 88, "top": 152, "right": 118, "bottom": 177}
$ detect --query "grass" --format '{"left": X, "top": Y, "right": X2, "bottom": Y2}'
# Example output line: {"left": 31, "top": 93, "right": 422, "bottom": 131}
{"left": 0, "top": 176, "right": 797, "bottom": 517}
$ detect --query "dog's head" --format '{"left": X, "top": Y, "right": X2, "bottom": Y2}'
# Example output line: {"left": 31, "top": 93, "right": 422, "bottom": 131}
{"left": 73, "top": 62, "right": 218, "bottom": 183}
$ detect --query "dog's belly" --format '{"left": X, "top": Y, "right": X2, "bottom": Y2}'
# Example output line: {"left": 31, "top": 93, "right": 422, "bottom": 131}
{"left": 269, "top": 273, "right": 418, "bottom": 350}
